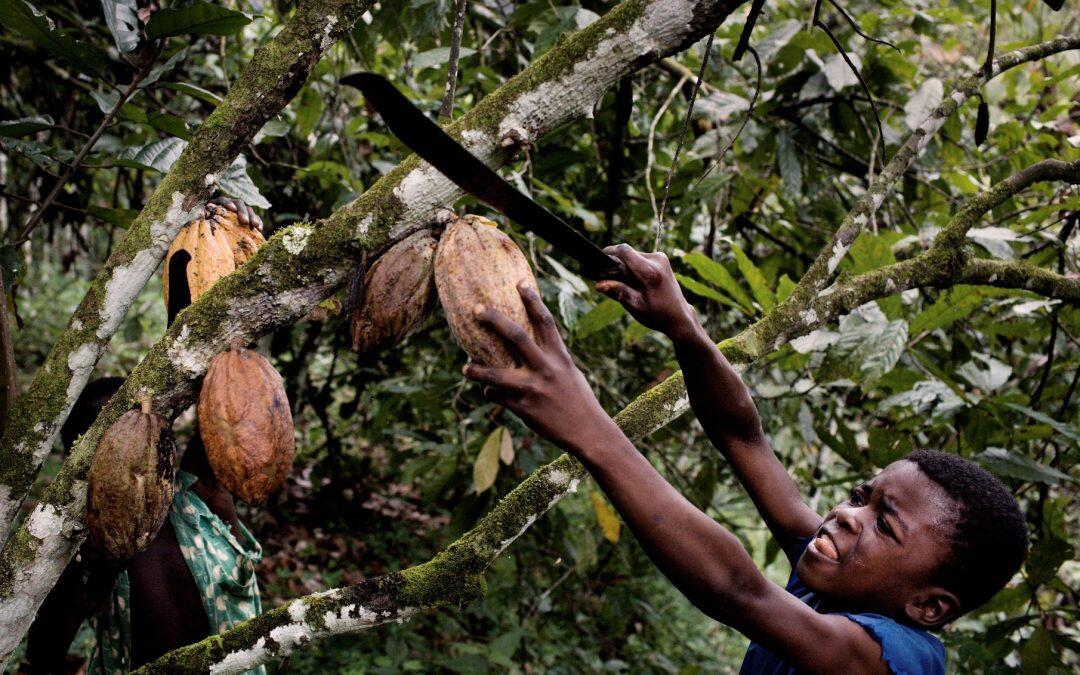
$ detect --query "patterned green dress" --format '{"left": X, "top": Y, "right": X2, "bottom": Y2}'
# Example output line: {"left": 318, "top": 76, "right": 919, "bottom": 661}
{"left": 90, "top": 470, "right": 265, "bottom": 674}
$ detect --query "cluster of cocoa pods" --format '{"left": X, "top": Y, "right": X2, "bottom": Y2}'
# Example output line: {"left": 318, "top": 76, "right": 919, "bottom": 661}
{"left": 349, "top": 214, "right": 540, "bottom": 369}
{"left": 87, "top": 202, "right": 295, "bottom": 563}
{"left": 88, "top": 212, "right": 537, "bottom": 562}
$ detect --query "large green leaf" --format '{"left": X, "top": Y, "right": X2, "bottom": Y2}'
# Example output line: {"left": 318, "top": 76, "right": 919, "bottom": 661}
{"left": 731, "top": 245, "right": 776, "bottom": 312}
{"left": 975, "top": 448, "right": 1073, "bottom": 485}
{"left": 681, "top": 251, "right": 754, "bottom": 312}
{"left": 145, "top": 0, "right": 252, "bottom": 39}
{"left": 0, "top": 0, "right": 107, "bottom": 76}
{"left": 575, "top": 299, "right": 625, "bottom": 339}
{"left": 0, "top": 115, "right": 53, "bottom": 138}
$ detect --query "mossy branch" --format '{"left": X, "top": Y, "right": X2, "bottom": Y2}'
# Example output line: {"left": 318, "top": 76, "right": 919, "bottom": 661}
{"left": 0, "top": 0, "right": 375, "bottom": 544}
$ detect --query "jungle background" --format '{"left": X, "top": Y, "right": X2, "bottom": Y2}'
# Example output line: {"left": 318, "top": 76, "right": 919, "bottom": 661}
{"left": 0, "top": 0, "right": 1078, "bottom": 672}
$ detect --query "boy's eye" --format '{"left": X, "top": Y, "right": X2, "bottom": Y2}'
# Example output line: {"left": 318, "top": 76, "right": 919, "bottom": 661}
{"left": 877, "top": 514, "right": 893, "bottom": 536}
{"left": 849, "top": 489, "right": 865, "bottom": 505}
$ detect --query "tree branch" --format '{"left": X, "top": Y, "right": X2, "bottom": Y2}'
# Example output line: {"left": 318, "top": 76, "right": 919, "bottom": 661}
{"left": 0, "top": 0, "right": 375, "bottom": 545}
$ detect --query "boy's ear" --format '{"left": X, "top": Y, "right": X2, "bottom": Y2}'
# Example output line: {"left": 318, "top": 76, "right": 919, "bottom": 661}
{"left": 903, "top": 587, "right": 961, "bottom": 629}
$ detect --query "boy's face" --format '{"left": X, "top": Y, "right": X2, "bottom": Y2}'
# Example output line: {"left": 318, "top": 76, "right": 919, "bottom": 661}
{"left": 796, "top": 460, "right": 957, "bottom": 621}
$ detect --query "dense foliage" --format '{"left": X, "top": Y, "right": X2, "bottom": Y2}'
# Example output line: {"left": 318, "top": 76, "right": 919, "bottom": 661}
{"left": 1, "top": 0, "right": 1077, "bottom": 672}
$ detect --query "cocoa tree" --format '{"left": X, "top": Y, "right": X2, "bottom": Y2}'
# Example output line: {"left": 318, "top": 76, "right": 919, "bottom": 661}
{"left": 1, "top": 0, "right": 1077, "bottom": 671}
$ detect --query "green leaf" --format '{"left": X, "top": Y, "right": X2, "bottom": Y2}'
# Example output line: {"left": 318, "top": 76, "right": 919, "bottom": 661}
{"left": 159, "top": 82, "right": 223, "bottom": 106}
{"left": 1020, "top": 627, "right": 1060, "bottom": 675}
{"left": 575, "top": 299, "right": 625, "bottom": 339}
{"left": 0, "top": 115, "right": 53, "bottom": 138}
{"left": 145, "top": 0, "right": 252, "bottom": 39}
{"left": 675, "top": 274, "right": 741, "bottom": 310}
{"left": 146, "top": 113, "right": 192, "bottom": 141}
{"left": 473, "top": 427, "right": 507, "bottom": 493}
{"left": 775, "top": 274, "right": 796, "bottom": 303}
{"left": 776, "top": 131, "right": 803, "bottom": 198}
{"left": 0, "top": 0, "right": 107, "bottom": 76}
{"left": 1003, "top": 403, "right": 1080, "bottom": 443}
{"left": 1025, "top": 533, "right": 1073, "bottom": 586}
{"left": 88, "top": 205, "right": 138, "bottom": 229}
{"left": 102, "top": 0, "right": 139, "bottom": 52}
{"left": 413, "top": 46, "right": 477, "bottom": 71}
{"left": 975, "top": 448, "right": 1073, "bottom": 485}
{"left": 909, "top": 286, "right": 1007, "bottom": 334}
{"left": 681, "top": 251, "right": 754, "bottom": 312}
{"left": 116, "top": 137, "right": 186, "bottom": 172}
{"left": 219, "top": 155, "right": 271, "bottom": 209}
{"left": 731, "top": 245, "right": 776, "bottom": 312}
{"left": 848, "top": 232, "right": 901, "bottom": 274}
{"left": 0, "top": 244, "right": 23, "bottom": 290}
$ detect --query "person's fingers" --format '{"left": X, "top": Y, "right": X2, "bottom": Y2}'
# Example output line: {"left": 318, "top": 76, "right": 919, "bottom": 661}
{"left": 595, "top": 280, "right": 645, "bottom": 312}
{"left": 517, "top": 284, "right": 560, "bottom": 346}
{"left": 463, "top": 364, "right": 529, "bottom": 393}
{"left": 246, "top": 204, "right": 263, "bottom": 230}
{"left": 475, "top": 305, "right": 545, "bottom": 365}
{"left": 602, "top": 243, "right": 660, "bottom": 286}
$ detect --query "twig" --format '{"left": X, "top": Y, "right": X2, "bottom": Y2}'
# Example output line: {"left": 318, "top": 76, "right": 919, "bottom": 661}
{"left": 1029, "top": 213, "right": 1075, "bottom": 408}
{"left": 693, "top": 46, "right": 761, "bottom": 191}
{"left": 0, "top": 276, "right": 16, "bottom": 438}
{"left": 656, "top": 33, "right": 714, "bottom": 249}
{"left": 814, "top": 18, "right": 886, "bottom": 170}
{"left": 646, "top": 74, "right": 689, "bottom": 240}
{"left": 732, "top": 0, "right": 766, "bottom": 62}
{"left": 13, "top": 67, "right": 151, "bottom": 244}
{"left": 439, "top": 0, "right": 469, "bottom": 122}
{"left": 827, "top": 0, "right": 900, "bottom": 53}
{"left": 983, "top": 0, "right": 997, "bottom": 78}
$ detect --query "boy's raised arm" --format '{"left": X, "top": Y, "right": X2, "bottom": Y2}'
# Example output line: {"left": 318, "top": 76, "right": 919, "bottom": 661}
{"left": 596, "top": 245, "right": 821, "bottom": 553}
{"left": 462, "top": 287, "right": 886, "bottom": 674}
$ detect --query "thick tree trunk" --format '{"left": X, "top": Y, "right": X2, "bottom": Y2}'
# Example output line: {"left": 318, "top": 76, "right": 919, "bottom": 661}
{"left": 0, "top": 0, "right": 374, "bottom": 542}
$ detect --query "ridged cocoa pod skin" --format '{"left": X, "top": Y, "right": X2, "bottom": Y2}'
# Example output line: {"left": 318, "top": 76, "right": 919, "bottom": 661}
{"left": 351, "top": 229, "right": 438, "bottom": 354}
{"left": 434, "top": 215, "right": 540, "bottom": 367}
{"left": 198, "top": 346, "right": 296, "bottom": 504}
{"left": 208, "top": 204, "right": 266, "bottom": 266}
{"left": 163, "top": 217, "right": 236, "bottom": 309}
{"left": 86, "top": 405, "right": 176, "bottom": 563}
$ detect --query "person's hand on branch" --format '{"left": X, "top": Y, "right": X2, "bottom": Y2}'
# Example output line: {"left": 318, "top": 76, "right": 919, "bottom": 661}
{"left": 596, "top": 244, "right": 701, "bottom": 341}
{"left": 462, "top": 284, "right": 619, "bottom": 455}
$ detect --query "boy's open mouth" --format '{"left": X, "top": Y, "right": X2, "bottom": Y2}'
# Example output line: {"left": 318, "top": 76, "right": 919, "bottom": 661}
{"left": 809, "top": 532, "right": 840, "bottom": 562}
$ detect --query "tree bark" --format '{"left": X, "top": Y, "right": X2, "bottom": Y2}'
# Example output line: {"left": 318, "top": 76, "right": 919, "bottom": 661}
{"left": 0, "top": 0, "right": 374, "bottom": 542}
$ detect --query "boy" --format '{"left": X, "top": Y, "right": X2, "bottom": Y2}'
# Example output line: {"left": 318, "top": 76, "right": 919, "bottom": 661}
{"left": 463, "top": 244, "right": 1029, "bottom": 673}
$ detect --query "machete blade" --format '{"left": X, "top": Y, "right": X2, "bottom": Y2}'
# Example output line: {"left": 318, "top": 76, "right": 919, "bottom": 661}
{"left": 340, "top": 72, "right": 624, "bottom": 280}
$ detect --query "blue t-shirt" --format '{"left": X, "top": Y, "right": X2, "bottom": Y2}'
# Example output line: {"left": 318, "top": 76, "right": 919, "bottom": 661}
{"left": 740, "top": 536, "right": 945, "bottom": 674}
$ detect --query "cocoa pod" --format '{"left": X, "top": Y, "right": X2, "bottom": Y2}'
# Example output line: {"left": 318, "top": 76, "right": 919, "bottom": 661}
{"left": 350, "top": 229, "right": 438, "bottom": 353}
{"left": 434, "top": 215, "right": 540, "bottom": 367}
{"left": 198, "top": 345, "right": 296, "bottom": 504}
{"left": 163, "top": 217, "right": 236, "bottom": 310}
{"left": 209, "top": 205, "right": 266, "bottom": 267}
{"left": 86, "top": 400, "right": 176, "bottom": 563}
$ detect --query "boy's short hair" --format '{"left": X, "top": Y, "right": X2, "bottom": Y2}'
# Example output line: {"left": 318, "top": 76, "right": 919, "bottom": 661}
{"left": 59, "top": 377, "right": 124, "bottom": 451}
{"left": 906, "top": 450, "right": 1028, "bottom": 614}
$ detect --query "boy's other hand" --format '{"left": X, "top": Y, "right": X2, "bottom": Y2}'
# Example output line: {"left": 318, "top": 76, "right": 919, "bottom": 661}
{"left": 202, "top": 197, "right": 263, "bottom": 230}
{"left": 463, "top": 284, "right": 617, "bottom": 455}
{"left": 596, "top": 244, "right": 701, "bottom": 341}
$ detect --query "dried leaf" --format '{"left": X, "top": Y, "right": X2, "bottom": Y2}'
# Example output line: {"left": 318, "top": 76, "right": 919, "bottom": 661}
{"left": 498, "top": 427, "right": 514, "bottom": 465}
{"left": 473, "top": 426, "right": 504, "bottom": 493}
{"left": 591, "top": 491, "right": 620, "bottom": 543}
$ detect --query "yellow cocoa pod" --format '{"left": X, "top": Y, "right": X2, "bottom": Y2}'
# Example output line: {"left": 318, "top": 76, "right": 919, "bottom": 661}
{"left": 434, "top": 215, "right": 540, "bottom": 367}
{"left": 163, "top": 217, "right": 236, "bottom": 312}
{"left": 86, "top": 400, "right": 176, "bottom": 563}
{"left": 210, "top": 206, "right": 266, "bottom": 267}
{"left": 197, "top": 345, "right": 296, "bottom": 504}
{"left": 351, "top": 229, "right": 438, "bottom": 354}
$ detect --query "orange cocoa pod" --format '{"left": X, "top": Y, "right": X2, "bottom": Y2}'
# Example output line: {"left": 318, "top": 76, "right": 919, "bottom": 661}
{"left": 163, "top": 217, "right": 236, "bottom": 311}
{"left": 86, "top": 400, "right": 176, "bottom": 563}
{"left": 210, "top": 206, "right": 266, "bottom": 266}
{"left": 434, "top": 215, "right": 540, "bottom": 367}
{"left": 350, "top": 229, "right": 438, "bottom": 354}
{"left": 197, "top": 345, "right": 295, "bottom": 504}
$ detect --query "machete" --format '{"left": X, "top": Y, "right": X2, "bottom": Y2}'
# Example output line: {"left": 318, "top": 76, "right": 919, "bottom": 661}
{"left": 340, "top": 72, "right": 626, "bottom": 281}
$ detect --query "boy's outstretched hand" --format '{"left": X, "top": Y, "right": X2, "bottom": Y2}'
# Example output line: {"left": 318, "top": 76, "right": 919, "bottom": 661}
{"left": 596, "top": 244, "right": 701, "bottom": 341}
{"left": 463, "top": 284, "right": 619, "bottom": 455}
